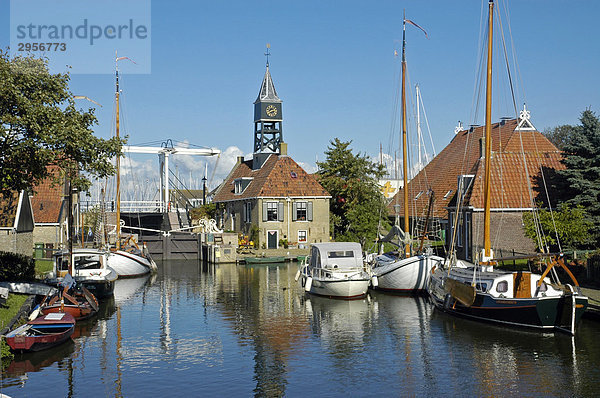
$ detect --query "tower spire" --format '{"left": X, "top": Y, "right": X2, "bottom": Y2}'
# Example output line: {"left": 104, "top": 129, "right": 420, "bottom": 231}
{"left": 253, "top": 46, "right": 283, "bottom": 158}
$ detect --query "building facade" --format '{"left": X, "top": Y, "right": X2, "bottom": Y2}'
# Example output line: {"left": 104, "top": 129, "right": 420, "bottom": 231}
{"left": 389, "top": 108, "right": 563, "bottom": 260}
{"left": 213, "top": 62, "right": 331, "bottom": 249}
{"left": 0, "top": 191, "right": 35, "bottom": 256}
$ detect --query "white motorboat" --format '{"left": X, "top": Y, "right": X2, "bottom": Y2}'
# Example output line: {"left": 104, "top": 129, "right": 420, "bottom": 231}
{"left": 47, "top": 248, "right": 118, "bottom": 298}
{"left": 296, "top": 242, "right": 370, "bottom": 299}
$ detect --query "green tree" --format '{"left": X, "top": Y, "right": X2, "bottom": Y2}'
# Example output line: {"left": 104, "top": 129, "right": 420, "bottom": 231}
{"left": 555, "top": 109, "right": 600, "bottom": 244}
{"left": 523, "top": 204, "right": 593, "bottom": 252}
{"left": 0, "top": 50, "right": 122, "bottom": 194}
{"left": 317, "top": 138, "right": 390, "bottom": 246}
{"left": 543, "top": 124, "right": 574, "bottom": 151}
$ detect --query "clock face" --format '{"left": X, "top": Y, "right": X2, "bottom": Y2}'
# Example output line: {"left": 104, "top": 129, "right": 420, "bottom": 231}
{"left": 265, "top": 104, "right": 278, "bottom": 117}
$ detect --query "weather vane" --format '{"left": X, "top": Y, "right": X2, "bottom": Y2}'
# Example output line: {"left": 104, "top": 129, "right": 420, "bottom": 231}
{"left": 265, "top": 43, "right": 271, "bottom": 67}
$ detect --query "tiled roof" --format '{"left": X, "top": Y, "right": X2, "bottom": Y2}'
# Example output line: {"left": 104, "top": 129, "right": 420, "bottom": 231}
{"left": 388, "top": 119, "right": 563, "bottom": 218}
{"left": 0, "top": 192, "right": 19, "bottom": 228}
{"left": 466, "top": 151, "right": 564, "bottom": 209}
{"left": 30, "top": 167, "right": 64, "bottom": 224}
{"left": 213, "top": 155, "right": 330, "bottom": 202}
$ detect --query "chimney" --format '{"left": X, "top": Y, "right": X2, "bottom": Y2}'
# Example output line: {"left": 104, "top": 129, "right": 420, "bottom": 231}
{"left": 479, "top": 137, "right": 485, "bottom": 159}
{"left": 237, "top": 156, "right": 244, "bottom": 164}
{"left": 279, "top": 142, "right": 288, "bottom": 156}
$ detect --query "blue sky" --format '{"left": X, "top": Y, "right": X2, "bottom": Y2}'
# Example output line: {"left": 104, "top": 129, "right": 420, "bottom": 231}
{"left": 2, "top": 0, "right": 599, "bottom": 196}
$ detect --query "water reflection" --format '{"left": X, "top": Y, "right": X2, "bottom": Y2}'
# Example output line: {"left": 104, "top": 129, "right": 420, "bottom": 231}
{"left": 1, "top": 259, "right": 599, "bottom": 397}
{"left": 214, "top": 262, "right": 310, "bottom": 397}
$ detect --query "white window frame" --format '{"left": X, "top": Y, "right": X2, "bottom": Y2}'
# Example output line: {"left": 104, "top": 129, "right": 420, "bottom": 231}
{"left": 298, "top": 230, "right": 307, "bottom": 243}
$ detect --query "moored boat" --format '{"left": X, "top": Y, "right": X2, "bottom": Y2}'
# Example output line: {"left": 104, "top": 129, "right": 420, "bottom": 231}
{"left": 428, "top": 0, "right": 588, "bottom": 335}
{"left": 5, "top": 312, "right": 75, "bottom": 353}
{"left": 368, "top": 16, "right": 441, "bottom": 294}
{"left": 244, "top": 256, "right": 286, "bottom": 264}
{"left": 297, "top": 242, "right": 370, "bottom": 299}
{"left": 47, "top": 248, "right": 117, "bottom": 298}
{"left": 371, "top": 251, "right": 443, "bottom": 293}
{"left": 109, "top": 247, "right": 157, "bottom": 278}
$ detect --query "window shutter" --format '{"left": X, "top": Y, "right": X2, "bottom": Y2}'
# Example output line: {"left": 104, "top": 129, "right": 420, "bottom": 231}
{"left": 307, "top": 201, "right": 313, "bottom": 221}
{"left": 262, "top": 202, "right": 267, "bottom": 222}
{"left": 278, "top": 202, "right": 284, "bottom": 221}
{"left": 292, "top": 202, "right": 297, "bottom": 221}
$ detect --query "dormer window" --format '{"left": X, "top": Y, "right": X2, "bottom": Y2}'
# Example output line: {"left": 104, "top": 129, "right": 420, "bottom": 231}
{"left": 234, "top": 177, "right": 253, "bottom": 194}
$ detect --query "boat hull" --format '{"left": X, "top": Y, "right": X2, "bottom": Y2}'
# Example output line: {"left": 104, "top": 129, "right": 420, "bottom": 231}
{"left": 428, "top": 269, "right": 588, "bottom": 333}
{"left": 372, "top": 254, "right": 443, "bottom": 292}
{"left": 5, "top": 313, "right": 75, "bottom": 353}
{"left": 245, "top": 256, "right": 286, "bottom": 264}
{"left": 301, "top": 275, "right": 369, "bottom": 299}
{"left": 109, "top": 250, "right": 154, "bottom": 278}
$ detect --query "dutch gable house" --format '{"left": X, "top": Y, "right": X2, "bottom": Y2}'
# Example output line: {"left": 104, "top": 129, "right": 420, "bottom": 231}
{"left": 30, "top": 166, "right": 66, "bottom": 249}
{"left": 389, "top": 107, "right": 563, "bottom": 260}
{"left": 213, "top": 62, "right": 331, "bottom": 249}
{"left": 0, "top": 190, "right": 35, "bottom": 256}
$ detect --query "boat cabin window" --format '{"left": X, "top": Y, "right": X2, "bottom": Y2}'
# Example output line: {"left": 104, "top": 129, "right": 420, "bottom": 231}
{"left": 475, "top": 282, "right": 489, "bottom": 292}
{"left": 57, "top": 256, "right": 69, "bottom": 272}
{"left": 496, "top": 281, "right": 508, "bottom": 293}
{"left": 327, "top": 251, "right": 355, "bottom": 259}
{"left": 74, "top": 255, "right": 102, "bottom": 270}
{"left": 538, "top": 282, "right": 547, "bottom": 292}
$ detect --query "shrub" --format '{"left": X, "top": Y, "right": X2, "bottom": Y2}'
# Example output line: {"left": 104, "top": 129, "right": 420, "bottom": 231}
{"left": 0, "top": 251, "right": 35, "bottom": 281}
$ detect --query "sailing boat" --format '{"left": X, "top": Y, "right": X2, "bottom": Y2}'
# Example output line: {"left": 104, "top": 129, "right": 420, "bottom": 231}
{"left": 369, "top": 15, "right": 443, "bottom": 293}
{"left": 428, "top": 0, "right": 587, "bottom": 334}
{"left": 107, "top": 53, "right": 157, "bottom": 278}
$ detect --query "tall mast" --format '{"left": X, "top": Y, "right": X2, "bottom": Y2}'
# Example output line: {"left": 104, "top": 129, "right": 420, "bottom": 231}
{"left": 416, "top": 84, "right": 422, "bottom": 172}
{"left": 115, "top": 53, "right": 121, "bottom": 250}
{"left": 482, "top": 0, "right": 494, "bottom": 260}
{"left": 401, "top": 13, "right": 410, "bottom": 257}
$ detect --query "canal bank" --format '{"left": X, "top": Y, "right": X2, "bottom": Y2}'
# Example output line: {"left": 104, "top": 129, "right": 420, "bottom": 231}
{"left": 581, "top": 287, "right": 600, "bottom": 319}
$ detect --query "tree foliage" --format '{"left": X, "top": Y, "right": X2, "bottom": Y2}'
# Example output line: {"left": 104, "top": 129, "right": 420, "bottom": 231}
{"left": 542, "top": 124, "right": 574, "bottom": 151}
{"left": 523, "top": 204, "right": 593, "bottom": 252}
{"left": 0, "top": 50, "right": 123, "bottom": 194}
{"left": 554, "top": 109, "right": 600, "bottom": 244}
{"left": 317, "top": 138, "right": 390, "bottom": 246}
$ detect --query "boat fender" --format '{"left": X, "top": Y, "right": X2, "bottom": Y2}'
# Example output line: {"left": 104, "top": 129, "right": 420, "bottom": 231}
{"left": 444, "top": 293, "right": 453, "bottom": 310}
{"left": 371, "top": 275, "right": 379, "bottom": 288}
{"left": 294, "top": 270, "right": 301, "bottom": 282}
{"left": 304, "top": 277, "right": 313, "bottom": 292}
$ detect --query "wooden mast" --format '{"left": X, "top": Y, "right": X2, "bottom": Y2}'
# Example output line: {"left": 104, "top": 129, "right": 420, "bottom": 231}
{"left": 482, "top": 0, "right": 494, "bottom": 260}
{"left": 401, "top": 13, "right": 410, "bottom": 257}
{"left": 115, "top": 54, "right": 121, "bottom": 250}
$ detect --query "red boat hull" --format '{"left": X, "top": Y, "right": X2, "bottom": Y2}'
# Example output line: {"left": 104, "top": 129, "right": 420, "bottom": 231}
{"left": 5, "top": 313, "right": 75, "bottom": 353}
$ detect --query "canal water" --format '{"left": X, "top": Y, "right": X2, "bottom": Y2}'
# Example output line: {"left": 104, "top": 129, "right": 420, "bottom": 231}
{"left": 1, "top": 260, "right": 599, "bottom": 397}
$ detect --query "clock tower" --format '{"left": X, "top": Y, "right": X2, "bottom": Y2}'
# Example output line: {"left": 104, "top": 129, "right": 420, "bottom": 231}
{"left": 253, "top": 50, "right": 283, "bottom": 155}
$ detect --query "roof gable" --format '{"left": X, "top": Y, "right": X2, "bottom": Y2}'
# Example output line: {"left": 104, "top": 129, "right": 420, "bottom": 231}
{"left": 388, "top": 118, "right": 562, "bottom": 218}
{"left": 213, "top": 155, "right": 330, "bottom": 202}
{"left": 30, "top": 166, "right": 64, "bottom": 224}
{"left": 0, "top": 191, "right": 34, "bottom": 232}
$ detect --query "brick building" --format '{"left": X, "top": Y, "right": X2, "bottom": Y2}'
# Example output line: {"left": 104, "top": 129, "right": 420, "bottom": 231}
{"left": 30, "top": 166, "right": 66, "bottom": 249}
{"left": 213, "top": 62, "right": 331, "bottom": 249}
{"left": 389, "top": 108, "right": 563, "bottom": 260}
